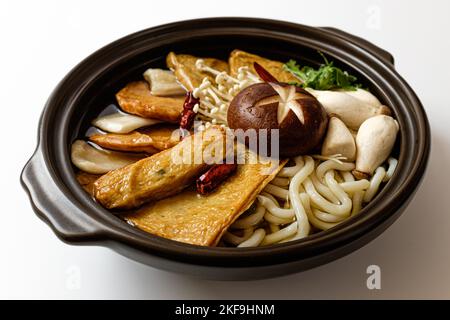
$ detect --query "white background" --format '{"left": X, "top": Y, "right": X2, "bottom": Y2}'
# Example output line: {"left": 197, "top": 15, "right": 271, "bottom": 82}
{"left": 1, "top": 0, "right": 449, "bottom": 299}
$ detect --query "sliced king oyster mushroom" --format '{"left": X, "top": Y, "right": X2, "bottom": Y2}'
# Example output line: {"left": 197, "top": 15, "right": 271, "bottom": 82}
{"left": 71, "top": 140, "right": 144, "bottom": 174}
{"left": 306, "top": 88, "right": 391, "bottom": 130}
{"left": 341, "top": 88, "right": 383, "bottom": 108}
{"left": 92, "top": 113, "right": 162, "bottom": 134}
{"left": 143, "top": 68, "right": 186, "bottom": 96}
{"left": 321, "top": 116, "right": 356, "bottom": 161}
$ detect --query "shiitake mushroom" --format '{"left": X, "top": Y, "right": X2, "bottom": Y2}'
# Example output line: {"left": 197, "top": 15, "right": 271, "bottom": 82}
{"left": 227, "top": 82, "right": 328, "bottom": 157}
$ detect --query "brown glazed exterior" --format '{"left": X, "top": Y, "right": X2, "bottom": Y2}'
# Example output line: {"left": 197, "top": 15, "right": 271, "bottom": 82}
{"left": 228, "top": 82, "right": 328, "bottom": 157}
{"left": 21, "top": 18, "right": 430, "bottom": 280}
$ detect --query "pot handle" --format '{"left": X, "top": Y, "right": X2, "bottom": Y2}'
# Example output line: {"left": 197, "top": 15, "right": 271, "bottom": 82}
{"left": 21, "top": 152, "right": 105, "bottom": 243}
{"left": 320, "top": 27, "right": 395, "bottom": 67}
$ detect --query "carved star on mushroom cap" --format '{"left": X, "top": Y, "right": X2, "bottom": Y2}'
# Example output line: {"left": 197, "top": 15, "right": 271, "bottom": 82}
{"left": 268, "top": 83, "right": 306, "bottom": 125}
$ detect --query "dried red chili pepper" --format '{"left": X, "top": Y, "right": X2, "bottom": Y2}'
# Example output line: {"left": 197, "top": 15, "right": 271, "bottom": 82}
{"left": 196, "top": 163, "right": 238, "bottom": 195}
{"left": 180, "top": 91, "right": 199, "bottom": 133}
{"left": 253, "top": 62, "right": 279, "bottom": 83}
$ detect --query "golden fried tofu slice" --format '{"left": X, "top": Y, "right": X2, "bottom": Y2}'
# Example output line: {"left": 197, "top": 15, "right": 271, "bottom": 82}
{"left": 229, "top": 49, "right": 298, "bottom": 83}
{"left": 76, "top": 171, "right": 102, "bottom": 195}
{"left": 116, "top": 81, "right": 184, "bottom": 122}
{"left": 89, "top": 125, "right": 180, "bottom": 154}
{"left": 166, "top": 52, "right": 229, "bottom": 91}
{"left": 93, "top": 126, "right": 229, "bottom": 210}
{"left": 125, "top": 152, "right": 286, "bottom": 246}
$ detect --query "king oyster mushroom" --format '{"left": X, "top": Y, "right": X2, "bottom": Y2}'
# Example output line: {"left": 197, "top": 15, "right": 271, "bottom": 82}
{"left": 306, "top": 88, "right": 391, "bottom": 130}
{"left": 353, "top": 115, "right": 399, "bottom": 179}
{"left": 71, "top": 140, "right": 144, "bottom": 174}
{"left": 143, "top": 68, "right": 186, "bottom": 96}
{"left": 321, "top": 116, "right": 356, "bottom": 161}
{"left": 92, "top": 112, "right": 162, "bottom": 134}
{"left": 227, "top": 82, "right": 328, "bottom": 157}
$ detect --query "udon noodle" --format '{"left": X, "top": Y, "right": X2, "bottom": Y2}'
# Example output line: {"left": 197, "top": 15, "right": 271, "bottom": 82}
{"left": 224, "top": 156, "right": 398, "bottom": 247}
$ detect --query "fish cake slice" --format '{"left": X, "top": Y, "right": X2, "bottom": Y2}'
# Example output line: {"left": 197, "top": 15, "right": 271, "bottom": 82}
{"left": 116, "top": 81, "right": 184, "bottom": 122}
{"left": 76, "top": 171, "right": 102, "bottom": 195}
{"left": 125, "top": 152, "right": 286, "bottom": 246}
{"left": 229, "top": 49, "right": 298, "bottom": 83}
{"left": 93, "top": 126, "right": 230, "bottom": 210}
{"left": 166, "top": 52, "right": 229, "bottom": 91}
{"left": 89, "top": 125, "right": 180, "bottom": 154}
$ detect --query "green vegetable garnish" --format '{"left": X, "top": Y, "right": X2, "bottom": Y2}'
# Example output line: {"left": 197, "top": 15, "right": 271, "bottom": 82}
{"left": 283, "top": 52, "right": 362, "bottom": 90}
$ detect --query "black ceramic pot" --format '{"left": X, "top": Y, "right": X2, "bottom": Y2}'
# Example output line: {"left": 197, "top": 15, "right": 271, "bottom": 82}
{"left": 21, "top": 18, "right": 430, "bottom": 280}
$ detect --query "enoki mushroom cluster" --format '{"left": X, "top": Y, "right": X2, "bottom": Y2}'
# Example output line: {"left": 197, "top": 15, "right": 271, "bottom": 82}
{"left": 192, "top": 59, "right": 260, "bottom": 129}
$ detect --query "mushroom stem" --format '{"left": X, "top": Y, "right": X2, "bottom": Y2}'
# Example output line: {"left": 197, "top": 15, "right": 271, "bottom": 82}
{"left": 143, "top": 68, "right": 185, "bottom": 96}
{"left": 306, "top": 88, "right": 391, "bottom": 130}
{"left": 321, "top": 116, "right": 356, "bottom": 161}
{"left": 71, "top": 140, "right": 143, "bottom": 174}
{"left": 92, "top": 113, "right": 161, "bottom": 134}
{"left": 354, "top": 115, "right": 399, "bottom": 178}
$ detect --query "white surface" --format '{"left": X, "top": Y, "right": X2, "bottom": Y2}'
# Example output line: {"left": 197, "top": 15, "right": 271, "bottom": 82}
{"left": 1, "top": 0, "right": 449, "bottom": 299}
